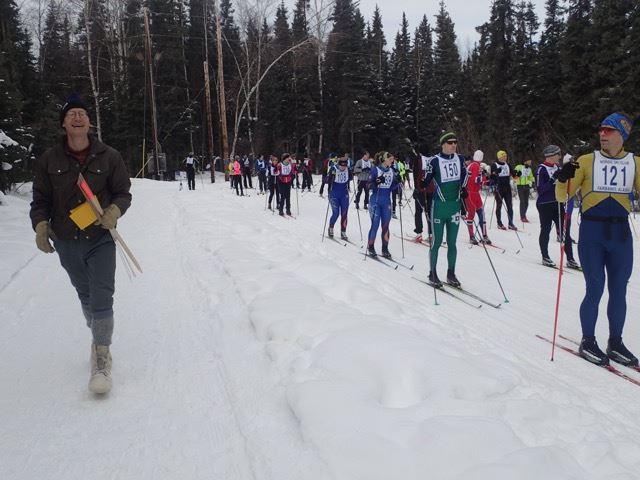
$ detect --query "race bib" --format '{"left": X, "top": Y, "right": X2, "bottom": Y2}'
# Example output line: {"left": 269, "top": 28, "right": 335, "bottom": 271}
{"left": 592, "top": 152, "right": 635, "bottom": 194}
{"left": 438, "top": 156, "right": 461, "bottom": 183}
{"left": 281, "top": 163, "right": 292, "bottom": 175}
{"left": 377, "top": 168, "right": 394, "bottom": 188}
{"left": 334, "top": 169, "right": 349, "bottom": 184}
{"left": 497, "top": 163, "right": 510, "bottom": 177}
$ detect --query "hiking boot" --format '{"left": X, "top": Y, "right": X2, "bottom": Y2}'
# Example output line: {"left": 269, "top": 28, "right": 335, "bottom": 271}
{"left": 579, "top": 336, "right": 609, "bottom": 366}
{"left": 367, "top": 245, "right": 377, "bottom": 257}
{"left": 482, "top": 235, "right": 492, "bottom": 245}
{"left": 89, "top": 344, "right": 112, "bottom": 394}
{"left": 340, "top": 231, "right": 349, "bottom": 241}
{"left": 428, "top": 270, "right": 442, "bottom": 288}
{"left": 446, "top": 269, "right": 461, "bottom": 288}
{"left": 328, "top": 227, "right": 334, "bottom": 238}
{"left": 542, "top": 256, "right": 556, "bottom": 267}
{"left": 607, "top": 338, "right": 639, "bottom": 367}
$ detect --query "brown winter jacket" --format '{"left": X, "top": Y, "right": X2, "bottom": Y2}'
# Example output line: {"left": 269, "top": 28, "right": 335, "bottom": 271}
{"left": 30, "top": 136, "right": 132, "bottom": 240}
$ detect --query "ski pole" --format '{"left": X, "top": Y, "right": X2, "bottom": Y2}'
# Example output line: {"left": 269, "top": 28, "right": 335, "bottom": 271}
{"left": 321, "top": 191, "right": 331, "bottom": 242}
{"left": 264, "top": 181, "right": 269, "bottom": 211}
{"left": 496, "top": 188, "right": 524, "bottom": 249}
{"left": 295, "top": 178, "right": 300, "bottom": 215}
{"left": 550, "top": 178, "right": 571, "bottom": 362}
{"left": 426, "top": 209, "right": 438, "bottom": 305}
{"left": 398, "top": 185, "right": 405, "bottom": 258}
{"left": 472, "top": 216, "right": 509, "bottom": 303}
{"left": 351, "top": 177, "right": 364, "bottom": 243}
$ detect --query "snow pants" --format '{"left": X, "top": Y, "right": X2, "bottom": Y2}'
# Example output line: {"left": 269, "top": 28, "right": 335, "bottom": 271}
{"left": 430, "top": 199, "right": 461, "bottom": 272}
{"left": 368, "top": 200, "right": 392, "bottom": 250}
{"left": 232, "top": 175, "right": 244, "bottom": 195}
{"left": 578, "top": 217, "right": 632, "bottom": 338}
{"left": 268, "top": 181, "right": 280, "bottom": 208}
{"left": 330, "top": 192, "right": 349, "bottom": 231}
{"left": 54, "top": 232, "right": 116, "bottom": 346}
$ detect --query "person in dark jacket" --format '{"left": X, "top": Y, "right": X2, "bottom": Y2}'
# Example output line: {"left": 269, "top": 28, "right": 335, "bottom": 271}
{"left": 29, "top": 93, "right": 132, "bottom": 394}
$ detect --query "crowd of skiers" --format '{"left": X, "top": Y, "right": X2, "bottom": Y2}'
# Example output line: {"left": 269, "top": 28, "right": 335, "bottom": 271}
{"left": 225, "top": 112, "right": 640, "bottom": 371}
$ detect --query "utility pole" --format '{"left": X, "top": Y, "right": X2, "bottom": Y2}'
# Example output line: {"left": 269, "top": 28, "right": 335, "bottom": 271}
{"left": 214, "top": 1, "right": 230, "bottom": 181}
{"left": 143, "top": 7, "right": 161, "bottom": 179}
{"left": 203, "top": 2, "right": 216, "bottom": 183}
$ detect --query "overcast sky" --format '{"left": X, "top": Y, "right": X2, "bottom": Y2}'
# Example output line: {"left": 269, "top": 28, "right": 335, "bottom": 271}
{"left": 304, "top": 0, "right": 548, "bottom": 57}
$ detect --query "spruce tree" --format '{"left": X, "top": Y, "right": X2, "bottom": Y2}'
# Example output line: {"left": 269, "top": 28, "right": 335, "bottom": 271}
{"left": 537, "top": 0, "right": 565, "bottom": 144}
{"left": 389, "top": 13, "right": 414, "bottom": 150}
{"left": 412, "top": 15, "right": 438, "bottom": 153}
{"left": 432, "top": 1, "right": 462, "bottom": 144}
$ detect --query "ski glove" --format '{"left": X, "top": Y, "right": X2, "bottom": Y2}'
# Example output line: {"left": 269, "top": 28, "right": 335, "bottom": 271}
{"left": 35, "top": 221, "right": 56, "bottom": 253}
{"left": 515, "top": 170, "right": 522, "bottom": 177}
{"left": 95, "top": 204, "right": 121, "bottom": 229}
{"left": 555, "top": 161, "right": 579, "bottom": 183}
{"left": 460, "top": 187, "right": 468, "bottom": 199}
{"left": 376, "top": 176, "right": 383, "bottom": 185}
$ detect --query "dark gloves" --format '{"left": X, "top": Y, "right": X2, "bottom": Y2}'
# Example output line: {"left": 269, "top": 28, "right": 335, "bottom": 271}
{"left": 515, "top": 170, "right": 522, "bottom": 177}
{"left": 555, "top": 161, "right": 579, "bottom": 183}
{"left": 460, "top": 187, "right": 468, "bottom": 199}
{"left": 376, "top": 176, "right": 383, "bottom": 185}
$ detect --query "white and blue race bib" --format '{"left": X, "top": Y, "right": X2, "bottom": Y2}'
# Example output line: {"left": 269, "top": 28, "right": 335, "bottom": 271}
{"left": 592, "top": 151, "right": 635, "bottom": 194}
{"left": 334, "top": 168, "right": 349, "bottom": 184}
{"left": 438, "top": 155, "right": 461, "bottom": 183}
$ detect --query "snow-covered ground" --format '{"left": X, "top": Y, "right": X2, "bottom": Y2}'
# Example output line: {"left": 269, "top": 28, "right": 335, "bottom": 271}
{"left": 2, "top": 173, "right": 640, "bottom": 480}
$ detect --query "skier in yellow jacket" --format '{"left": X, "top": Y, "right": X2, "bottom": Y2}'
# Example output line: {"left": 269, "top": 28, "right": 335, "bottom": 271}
{"left": 555, "top": 112, "right": 640, "bottom": 367}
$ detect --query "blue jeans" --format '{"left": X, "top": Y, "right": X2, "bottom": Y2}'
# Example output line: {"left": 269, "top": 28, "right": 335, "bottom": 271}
{"left": 54, "top": 232, "right": 116, "bottom": 345}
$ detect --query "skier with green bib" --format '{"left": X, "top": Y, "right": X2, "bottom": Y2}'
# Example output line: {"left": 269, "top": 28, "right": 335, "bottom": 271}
{"left": 423, "top": 132, "right": 468, "bottom": 288}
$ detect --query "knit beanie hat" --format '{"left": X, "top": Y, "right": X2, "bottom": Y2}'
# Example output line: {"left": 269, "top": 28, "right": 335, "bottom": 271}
{"left": 473, "top": 150, "right": 484, "bottom": 162}
{"left": 496, "top": 150, "right": 508, "bottom": 160}
{"left": 600, "top": 112, "right": 633, "bottom": 142}
{"left": 60, "top": 93, "right": 88, "bottom": 126}
{"left": 542, "top": 145, "right": 561, "bottom": 158}
{"left": 439, "top": 132, "right": 457, "bottom": 145}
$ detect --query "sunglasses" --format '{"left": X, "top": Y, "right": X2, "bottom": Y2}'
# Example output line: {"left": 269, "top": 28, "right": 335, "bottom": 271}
{"left": 599, "top": 127, "right": 617, "bottom": 136}
{"left": 446, "top": 140, "right": 458, "bottom": 145}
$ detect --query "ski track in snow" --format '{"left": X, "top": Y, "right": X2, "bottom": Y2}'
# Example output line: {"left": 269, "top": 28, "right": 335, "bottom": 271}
{"left": 3, "top": 177, "right": 640, "bottom": 479}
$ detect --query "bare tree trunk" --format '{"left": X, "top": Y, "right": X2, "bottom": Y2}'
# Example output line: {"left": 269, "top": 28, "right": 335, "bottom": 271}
{"left": 84, "top": 0, "right": 102, "bottom": 140}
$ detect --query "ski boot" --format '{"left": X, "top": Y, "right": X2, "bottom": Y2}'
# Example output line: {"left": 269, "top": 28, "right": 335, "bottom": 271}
{"left": 354, "top": 202, "right": 360, "bottom": 210}
{"left": 566, "top": 259, "right": 581, "bottom": 270}
{"left": 482, "top": 235, "right": 492, "bottom": 245}
{"left": 381, "top": 248, "right": 392, "bottom": 259}
{"left": 367, "top": 245, "right": 377, "bottom": 258}
{"left": 521, "top": 217, "right": 530, "bottom": 223}
{"left": 607, "top": 338, "right": 639, "bottom": 367}
{"left": 508, "top": 224, "right": 518, "bottom": 231}
{"left": 414, "top": 234, "right": 423, "bottom": 243}
{"left": 428, "top": 270, "right": 442, "bottom": 288}
{"left": 328, "top": 227, "right": 334, "bottom": 238}
{"left": 279, "top": 210, "right": 285, "bottom": 217}
{"left": 497, "top": 224, "right": 507, "bottom": 230}
{"left": 340, "top": 231, "right": 349, "bottom": 241}
{"left": 542, "top": 256, "right": 556, "bottom": 268}
{"left": 364, "top": 204, "right": 368, "bottom": 210}
{"left": 392, "top": 212, "right": 398, "bottom": 219}
{"left": 579, "top": 336, "right": 609, "bottom": 366}
{"left": 470, "top": 236, "right": 479, "bottom": 245}
{"left": 446, "top": 269, "right": 461, "bottom": 288}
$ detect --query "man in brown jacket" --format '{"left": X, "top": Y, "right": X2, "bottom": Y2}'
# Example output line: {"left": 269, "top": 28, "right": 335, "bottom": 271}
{"left": 29, "top": 93, "right": 131, "bottom": 394}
